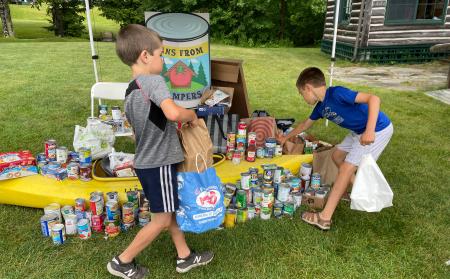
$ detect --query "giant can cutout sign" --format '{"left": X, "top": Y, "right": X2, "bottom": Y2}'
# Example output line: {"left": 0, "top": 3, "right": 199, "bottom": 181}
{"left": 145, "top": 12, "right": 211, "bottom": 108}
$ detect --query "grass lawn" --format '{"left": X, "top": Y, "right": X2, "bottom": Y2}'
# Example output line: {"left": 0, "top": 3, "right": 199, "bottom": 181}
{"left": 1, "top": 3, "right": 119, "bottom": 42}
{"left": 1, "top": 9, "right": 450, "bottom": 277}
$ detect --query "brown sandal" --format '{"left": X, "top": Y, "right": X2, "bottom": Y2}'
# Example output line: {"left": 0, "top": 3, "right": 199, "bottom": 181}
{"left": 301, "top": 211, "right": 332, "bottom": 230}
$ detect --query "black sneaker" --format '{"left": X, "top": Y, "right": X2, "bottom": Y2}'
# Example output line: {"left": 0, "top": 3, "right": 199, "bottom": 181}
{"left": 107, "top": 256, "right": 149, "bottom": 279}
{"left": 176, "top": 251, "right": 214, "bottom": 273}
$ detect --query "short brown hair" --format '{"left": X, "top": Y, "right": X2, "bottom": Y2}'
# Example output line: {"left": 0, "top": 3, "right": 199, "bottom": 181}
{"left": 116, "top": 24, "right": 162, "bottom": 66}
{"left": 296, "top": 67, "right": 326, "bottom": 89}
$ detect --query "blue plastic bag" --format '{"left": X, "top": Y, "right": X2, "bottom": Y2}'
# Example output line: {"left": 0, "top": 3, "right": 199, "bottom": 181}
{"left": 176, "top": 157, "right": 225, "bottom": 234}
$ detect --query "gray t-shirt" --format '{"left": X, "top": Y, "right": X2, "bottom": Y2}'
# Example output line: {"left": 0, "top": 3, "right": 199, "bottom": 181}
{"left": 124, "top": 75, "right": 184, "bottom": 169}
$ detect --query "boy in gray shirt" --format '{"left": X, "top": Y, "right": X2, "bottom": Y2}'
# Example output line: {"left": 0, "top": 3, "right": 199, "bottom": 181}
{"left": 107, "top": 24, "right": 214, "bottom": 279}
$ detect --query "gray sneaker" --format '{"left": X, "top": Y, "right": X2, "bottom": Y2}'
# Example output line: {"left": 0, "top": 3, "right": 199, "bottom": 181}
{"left": 107, "top": 256, "right": 149, "bottom": 279}
{"left": 176, "top": 251, "right": 214, "bottom": 273}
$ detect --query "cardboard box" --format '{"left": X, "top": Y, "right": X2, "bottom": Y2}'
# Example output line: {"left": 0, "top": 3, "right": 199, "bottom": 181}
{"left": 302, "top": 193, "right": 328, "bottom": 210}
{"left": 0, "top": 151, "right": 38, "bottom": 180}
{"left": 198, "top": 86, "right": 234, "bottom": 116}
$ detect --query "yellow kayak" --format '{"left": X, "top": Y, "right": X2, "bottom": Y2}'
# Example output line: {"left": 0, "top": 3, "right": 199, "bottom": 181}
{"left": 0, "top": 154, "right": 312, "bottom": 208}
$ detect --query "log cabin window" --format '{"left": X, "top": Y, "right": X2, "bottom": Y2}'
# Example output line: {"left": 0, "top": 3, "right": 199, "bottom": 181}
{"left": 385, "top": 0, "right": 448, "bottom": 24}
{"left": 338, "top": 0, "right": 353, "bottom": 25}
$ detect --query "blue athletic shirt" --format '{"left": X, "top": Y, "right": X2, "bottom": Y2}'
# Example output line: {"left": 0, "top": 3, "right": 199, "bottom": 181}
{"left": 309, "top": 86, "right": 391, "bottom": 134}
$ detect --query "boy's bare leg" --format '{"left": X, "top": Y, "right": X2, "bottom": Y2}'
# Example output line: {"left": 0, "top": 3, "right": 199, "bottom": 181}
{"left": 168, "top": 214, "right": 190, "bottom": 259}
{"left": 320, "top": 161, "right": 357, "bottom": 221}
{"left": 119, "top": 212, "right": 172, "bottom": 263}
{"left": 332, "top": 149, "right": 355, "bottom": 184}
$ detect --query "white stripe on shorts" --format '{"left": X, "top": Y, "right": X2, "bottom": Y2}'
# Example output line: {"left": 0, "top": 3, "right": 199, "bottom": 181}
{"left": 337, "top": 123, "right": 394, "bottom": 166}
{"left": 163, "top": 165, "right": 171, "bottom": 212}
{"left": 160, "top": 166, "right": 167, "bottom": 212}
{"left": 168, "top": 166, "right": 174, "bottom": 212}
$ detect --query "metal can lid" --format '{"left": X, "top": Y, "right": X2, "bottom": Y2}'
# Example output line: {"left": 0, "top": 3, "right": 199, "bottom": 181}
{"left": 52, "top": 223, "right": 64, "bottom": 231}
{"left": 41, "top": 213, "right": 59, "bottom": 221}
{"left": 77, "top": 218, "right": 89, "bottom": 226}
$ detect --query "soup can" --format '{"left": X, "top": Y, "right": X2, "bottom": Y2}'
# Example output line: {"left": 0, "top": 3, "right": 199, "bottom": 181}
{"left": 91, "top": 214, "right": 104, "bottom": 232}
{"left": 247, "top": 204, "right": 256, "bottom": 220}
{"left": 300, "top": 163, "right": 313, "bottom": 177}
{"left": 277, "top": 183, "right": 291, "bottom": 202}
{"left": 56, "top": 146, "right": 68, "bottom": 164}
{"left": 122, "top": 202, "right": 135, "bottom": 224}
{"left": 78, "top": 147, "right": 92, "bottom": 164}
{"left": 89, "top": 195, "right": 103, "bottom": 216}
{"left": 79, "top": 163, "right": 92, "bottom": 181}
{"left": 106, "top": 191, "right": 119, "bottom": 202}
{"left": 66, "top": 162, "right": 79, "bottom": 180}
{"left": 252, "top": 188, "right": 263, "bottom": 206}
{"left": 236, "top": 190, "right": 247, "bottom": 209}
{"left": 45, "top": 139, "right": 57, "bottom": 161}
{"left": 51, "top": 224, "right": 66, "bottom": 245}
{"left": 240, "top": 172, "right": 251, "bottom": 190}
{"left": 104, "top": 220, "right": 120, "bottom": 237}
{"left": 260, "top": 205, "right": 271, "bottom": 220}
{"left": 224, "top": 209, "right": 236, "bottom": 228}
{"left": 77, "top": 219, "right": 91, "bottom": 239}
{"left": 138, "top": 212, "right": 151, "bottom": 227}
{"left": 273, "top": 167, "right": 284, "bottom": 184}
{"left": 256, "top": 147, "right": 265, "bottom": 159}
{"left": 283, "top": 202, "right": 295, "bottom": 218}
{"left": 64, "top": 213, "right": 78, "bottom": 235}
{"left": 40, "top": 213, "right": 59, "bottom": 237}
{"left": 311, "top": 173, "right": 321, "bottom": 190}
{"left": 106, "top": 200, "right": 119, "bottom": 221}
{"left": 236, "top": 208, "right": 248, "bottom": 224}
{"left": 44, "top": 203, "right": 62, "bottom": 222}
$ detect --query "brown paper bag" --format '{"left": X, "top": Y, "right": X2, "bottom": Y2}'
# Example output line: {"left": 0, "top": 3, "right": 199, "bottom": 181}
{"left": 282, "top": 136, "right": 305, "bottom": 155}
{"left": 178, "top": 119, "right": 213, "bottom": 173}
{"left": 313, "top": 146, "right": 338, "bottom": 185}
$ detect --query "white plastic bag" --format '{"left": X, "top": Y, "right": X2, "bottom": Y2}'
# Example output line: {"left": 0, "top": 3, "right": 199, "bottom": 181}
{"left": 73, "top": 120, "right": 115, "bottom": 160}
{"left": 350, "top": 154, "right": 393, "bottom": 212}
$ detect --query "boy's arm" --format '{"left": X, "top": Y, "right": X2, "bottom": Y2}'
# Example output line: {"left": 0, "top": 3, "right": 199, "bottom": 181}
{"left": 160, "top": 99, "right": 198, "bottom": 125}
{"left": 277, "top": 118, "right": 315, "bottom": 145}
{"left": 355, "top": 92, "right": 380, "bottom": 145}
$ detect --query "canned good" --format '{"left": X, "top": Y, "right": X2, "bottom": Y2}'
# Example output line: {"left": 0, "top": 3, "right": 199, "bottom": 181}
{"left": 226, "top": 132, "right": 236, "bottom": 148}
{"left": 311, "top": 173, "right": 321, "bottom": 190}
{"left": 238, "top": 121, "right": 247, "bottom": 136}
{"left": 89, "top": 195, "right": 103, "bottom": 216}
{"left": 64, "top": 213, "right": 78, "bottom": 235}
{"left": 273, "top": 167, "right": 284, "bottom": 184}
{"left": 236, "top": 190, "right": 247, "bottom": 209}
{"left": 262, "top": 187, "right": 275, "bottom": 208}
{"left": 301, "top": 175, "right": 310, "bottom": 192}
{"left": 260, "top": 205, "right": 271, "bottom": 220}
{"left": 226, "top": 147, "right": 234, "bottom": 160}
{"left": 91, "top": 214, "right": 104, "bottom": 232}
{"left": 77, "top": 219, "right": 91, "bottom": 239}
{"left": 240, "top": 172, "right": 251, "bottom": 190}
{"left": 300, "top": 163, "right": 313, "bottom": 177}
{"left": 66, "top": 162, "right": 79, "bottom": 180}
{"left": 277, "top": 183, "right": 291, "bottom": 202}
{"left": 106, "top": 191, "right": 119, "bottom": 202}
{"left": 111, "top": 106, "right": 122, "bottom": 121}
{"left": 36, "top": 153, "right": 46, "bottom": 162}
{"left": 224, "top": 209, "right": 236, "bottom": 228}
{"left": 236, "top": 208, "right": 248, "bottom": 223}
{"left": 252, "top": 188, "right": 263, "bottom": 206}
{"left": 122, "top": 202, "right": 135, "bottom": 224}
{"left": 45, "top": 139, "right": 57, "bottom": 161}
{"left": 283, "top": 202, "right": 295, "bottom": 218}
{"left": 51, "top": 224, "right": 66, "bottom": 245}
{"left": 247, "top": 204, "right": 256, "bottom": 220}
{"left": 273, "top": 202, "right": 283, "bottom": 218}
{"left": 98, "top": 104, "right": 108, "bottom": 120}
{"left": 61, "top": 205, "right": 74, "bottom": 218}
{"left": 304, "top": 141, "right": 313, "bottom": 154}
{"left": 56, "top": 146, "right": 68, "bottom": 164}
{"left": 232, "top": 151, "right": 241, "bottom": 165}
{"left": 44, "top": 203, "right": 62, "bottom": 222}
{"left": 127, "top": 190, "right": 138, "bottom": 203}
{"left": 315, "top": 190, "right": 327, "bottom": 199}
{"left": 224, "top": 193, "right": 233, "bottom": 208}
{"left": 138, "top": 212, "right": 151, "bottom": 227}
{"left": 288, "top": 177, "right": 301, "bottom": 193}
{"left": 256, "top": 147, "right": 265, "bottom": 158}
{"left": 105, "top": 200, "right": 118, "bottom": 221}
{"left": 263, "top": 166, "right": 275, "bottom": 184}
{"left": 246, "top": 146, "right": 256, "bottom": 162}
{"left": 104, "top": 220, "right": 120, "bottom": 237}
{"left": 265, "top": 147, "right": 274, "bottom": 158}
{"left": 275, "top": 144, "right": 283, "bottom": 157}
{"left": 75, "top": 198, "right": 86, "bottom": 212}
{"left": 69, "top": 151, "right": 79, "bottom": 162}
{"left": 121, "top": 222, "right": 134, "bottom": 232}
{"left": 293, "top": 192, "right": 303, "bottom": 208}
{"left": 40, "top": 213, "right": 59, "bottom": 237}
{"left": 79, "top": 163, "right": 92, "bottom": 181}
{"left": 78, "top": 147, "right": 92, "bottom": 164}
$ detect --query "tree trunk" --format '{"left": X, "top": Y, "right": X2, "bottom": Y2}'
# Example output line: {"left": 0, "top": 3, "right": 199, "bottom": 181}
{"left": 278, "top": 0, "right": 286, "bottom": 40}
{"left": 51, "top": 3, "right": 64, "bottom": 37}
{"left": 0, "top": 0, "right": 14, "bottom": 37}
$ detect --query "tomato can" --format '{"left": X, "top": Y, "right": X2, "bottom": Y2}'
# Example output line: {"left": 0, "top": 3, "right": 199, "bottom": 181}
{"left": 104, "top": 220, "right": 120, "bottom": 237}
{"left": 45, "top": 139, "right": 57, "bottom": 161}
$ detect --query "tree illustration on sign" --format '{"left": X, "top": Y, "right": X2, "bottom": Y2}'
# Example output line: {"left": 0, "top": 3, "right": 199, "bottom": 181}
{"left": 161, "top": 63, "right": 169, "bottom": 83}
{"left": 193, "top": 62, "right": 207, "bottom": 86}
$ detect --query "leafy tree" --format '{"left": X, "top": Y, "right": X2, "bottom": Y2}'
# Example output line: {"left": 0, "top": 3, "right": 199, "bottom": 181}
{"left": 193, "top": 62, "right": 207, "bottom": 86}
{"left": 35, "top": 0, "right": 86, "bottom": 37}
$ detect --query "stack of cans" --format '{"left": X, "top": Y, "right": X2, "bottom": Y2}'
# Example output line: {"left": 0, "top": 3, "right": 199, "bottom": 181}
{"left": 104, "top": 191, "right": 120, "bottom": 237}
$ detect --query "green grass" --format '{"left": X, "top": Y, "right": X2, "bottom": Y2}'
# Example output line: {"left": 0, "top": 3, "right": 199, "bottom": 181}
{"left": 0, "top": 41, "right": 449, "bottom": 278}
{"left": 0, "top": 3, "right": 119, "bottom": 42}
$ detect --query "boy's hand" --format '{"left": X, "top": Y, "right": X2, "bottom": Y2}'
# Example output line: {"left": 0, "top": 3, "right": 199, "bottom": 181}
{"left": 360, "top": 130, "right": 375, "bottom": 145}
{"left": 188, "top": 118, "right": 199, "bottom": 128}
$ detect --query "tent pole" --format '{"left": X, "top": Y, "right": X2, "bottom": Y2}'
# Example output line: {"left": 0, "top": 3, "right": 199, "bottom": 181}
{"left": 327, "top": 0, "right": 340, "bottom": 127}
{"left": 85, "top": 0, "right": 99, "bottom": 83}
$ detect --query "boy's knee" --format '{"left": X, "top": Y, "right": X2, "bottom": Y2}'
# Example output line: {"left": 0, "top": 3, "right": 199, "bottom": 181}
{"left": 338, "top": 161, "right": 357, "bottom": 175}
{"left": 152, "top": 213, "right": 173, "bottom": 229}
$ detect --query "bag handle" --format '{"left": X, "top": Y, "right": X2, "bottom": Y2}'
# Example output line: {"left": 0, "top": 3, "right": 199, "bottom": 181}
{"left": 195, "top": 153, "right": 208, "bottom": 173}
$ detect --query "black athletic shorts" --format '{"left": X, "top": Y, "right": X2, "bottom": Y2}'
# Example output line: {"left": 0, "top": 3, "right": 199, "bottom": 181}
{"left": 135, "top": 164, "right": 179, "bottom": 213}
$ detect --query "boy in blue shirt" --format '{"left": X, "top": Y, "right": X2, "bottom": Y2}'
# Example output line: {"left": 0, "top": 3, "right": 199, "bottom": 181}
{"left": 278, "top": 67, "right": 393, "bottom": 230}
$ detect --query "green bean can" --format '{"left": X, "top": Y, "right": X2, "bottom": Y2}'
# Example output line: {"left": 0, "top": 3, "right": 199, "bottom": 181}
{"left": 236, "top": 190, "right": 247, "bottom": 209}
